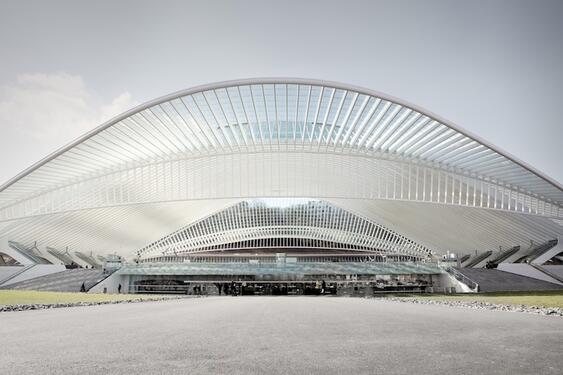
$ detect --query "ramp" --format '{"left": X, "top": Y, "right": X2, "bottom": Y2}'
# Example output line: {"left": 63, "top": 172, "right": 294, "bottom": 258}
{"left": 1, "top": 269, "right": 107, "bottom": 292}
{"left": 454, "top": 268, "right": 563, "bottom": 292}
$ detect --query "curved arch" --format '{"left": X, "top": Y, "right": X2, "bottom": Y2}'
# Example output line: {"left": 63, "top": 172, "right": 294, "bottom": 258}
{"left": 136, "top": 199, "right": 432, "bottom": 260}
{"left": 2, "top": 151, "right": 560, "bottom": 223}
{"left": 1, "top": 77, "right": 561, "bottom": 195}
{"left": 0, "top": 78, "right": 561, "bottom": 260}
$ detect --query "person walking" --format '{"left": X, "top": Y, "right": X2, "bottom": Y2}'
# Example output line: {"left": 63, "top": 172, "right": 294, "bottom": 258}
{"left": 80, "top": 282, "right": 86, "bottom": 293}
{"left": 118, "top": 284, "right": 122, "bottom": 293}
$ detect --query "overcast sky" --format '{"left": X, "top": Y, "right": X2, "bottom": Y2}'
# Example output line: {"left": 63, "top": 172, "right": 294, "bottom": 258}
{"left": 0, "top": 0, "right": 561, "bottom": 185}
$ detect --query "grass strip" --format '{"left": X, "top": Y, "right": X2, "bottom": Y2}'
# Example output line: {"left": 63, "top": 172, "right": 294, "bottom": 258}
{"left": 0, "top": 290, "right": 178, "bottom": 306}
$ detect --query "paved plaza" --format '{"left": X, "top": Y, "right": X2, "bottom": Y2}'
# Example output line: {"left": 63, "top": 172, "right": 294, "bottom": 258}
{"left": 1, "top": 297, "right": 562, "bottom": 374}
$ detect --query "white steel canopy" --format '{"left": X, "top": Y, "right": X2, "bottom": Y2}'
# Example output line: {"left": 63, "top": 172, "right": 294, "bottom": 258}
{"left": 0, "top": 78, "right": 561, "bottom": 259}
{"left": 137, "top": 199, "right": 432, "bottom": 260}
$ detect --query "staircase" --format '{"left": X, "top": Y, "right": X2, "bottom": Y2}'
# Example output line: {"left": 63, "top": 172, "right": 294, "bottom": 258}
{"left": 487, "top": 246, "right": 520, "bottom": 267}
{"left": 463, "top": 251, "right": 493, "bottom": 268}
{"left": 516, "top": 240, "right": 558, "bottom": 264}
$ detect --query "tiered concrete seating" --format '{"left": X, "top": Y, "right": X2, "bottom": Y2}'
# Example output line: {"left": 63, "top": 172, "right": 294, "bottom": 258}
{"left": 454, "top": 268, "right": 563, "bottom": 292}
{"left": 2, "top": 269, "right": 106, "bottom": 292}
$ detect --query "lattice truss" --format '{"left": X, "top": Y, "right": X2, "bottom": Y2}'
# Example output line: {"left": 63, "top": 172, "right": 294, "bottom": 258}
{"left": 137, "top": 199, "right": 432, "bottom": 260}
{"left": 0, "top": 79, "right": 561, "bottom": 257}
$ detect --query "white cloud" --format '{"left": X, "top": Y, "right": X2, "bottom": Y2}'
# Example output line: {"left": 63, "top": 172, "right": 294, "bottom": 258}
{"left": 0, "top": 72, "right": 137, "bottom": 185}
{"left": 100, "top": 92, "right": 136, "bottom": 123}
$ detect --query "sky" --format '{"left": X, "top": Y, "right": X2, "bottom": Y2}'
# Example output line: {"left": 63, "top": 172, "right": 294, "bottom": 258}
{"left": 0, "top": 0, "right": 562, "bottom": 185}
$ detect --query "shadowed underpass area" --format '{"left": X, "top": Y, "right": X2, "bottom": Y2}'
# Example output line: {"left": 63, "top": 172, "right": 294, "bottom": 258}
{"left": 1, "top": 297, "right": 562, "bottom": 375}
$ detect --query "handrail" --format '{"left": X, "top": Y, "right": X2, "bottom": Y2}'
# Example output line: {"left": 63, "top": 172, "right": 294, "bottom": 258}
{"left": 488, "top": 245, "right": 520, "bottom": 267}
{"left": 443, "top": 266, "right": 479, "bottom": 292}
{"left": 0, "top": 264, "right": 35, "bottom": 286}
{"left": 46, "top": 247, "right": 74, "bottom": 265}
{"left": 525, "top": 240, "right": 558, "bottom": 263}
{"left": 8, "top": 241, "right": 39, "bottom": 264}
{"left": 529, "top": 263, "right": 563, "bottom": 284}
{"left": 85, "top": 271, "right": 113, "bottom": 292}
{"left": 75, "top": 252, "right": 101, "bottom": 268}
{"left": 464, "top": 251, "right": 493, "bottom": 268}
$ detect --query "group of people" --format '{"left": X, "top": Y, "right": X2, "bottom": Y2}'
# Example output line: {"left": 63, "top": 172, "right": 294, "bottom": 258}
{"left": 192, "top": 285, "right": 204, "bottom": 295}
{"left": 216, "top": 282, "right": 240, "bottom": 296}
{"left": 79, "top": 282, "right": 121, "bottom": 293}
{"left": 185, "top": 282, "right": 241, "bottom": 296}
{"left": 213, "top": 280, "right": 330, "bottom": 296}
{"left": 315, "top": 280, "right": 327, "bottom": 294}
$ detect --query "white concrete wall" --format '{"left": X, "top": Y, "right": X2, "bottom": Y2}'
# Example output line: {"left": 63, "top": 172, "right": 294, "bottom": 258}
{"left": 497, "top": 263, "right": 563, "bottom": 285}
{"left": 448, "top": 274, "right": 475, "bottom": 293}
{"left": 501, "top": 246, "right": 531, "bottom": 264}
{"left": 532, "top": 243, "right": 563, "bottom": 265}
{"left": 1, "top": 264, "right": 66, "bottom": 286}
{"left": 473, "top": 252, "right": 496, "bottom": 268}
{"left": 88, "top": 272, "right": 128, "bottom": 294}
{"left": 0, "top": 266, "right": 25, "bottom": 284}
{"left": 0, "top": 239, "right": 34, "bottom": 265}
{"left": 35, "top": 246, "right": 65, "bottom": 265}
{"left": 542, "top": 265, "right": 563, "bottom": 280}
{"left": 432, "top": 273, "right": 476, "bottom": 293}
{"left": 68, "top": 253, "right": 91, "bottom": 268}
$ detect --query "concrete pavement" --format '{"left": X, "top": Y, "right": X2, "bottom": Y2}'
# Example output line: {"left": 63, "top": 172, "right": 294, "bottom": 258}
{"left": 1, "top": 296, "right": 562, "bottom": 374}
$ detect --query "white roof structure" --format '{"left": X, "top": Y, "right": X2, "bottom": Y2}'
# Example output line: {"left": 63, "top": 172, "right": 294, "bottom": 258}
{"left": 137, "top": 199, "right": 432, "bottom": 261}
{"left": 0, "top": 78, "right": 561, "bottom": 259}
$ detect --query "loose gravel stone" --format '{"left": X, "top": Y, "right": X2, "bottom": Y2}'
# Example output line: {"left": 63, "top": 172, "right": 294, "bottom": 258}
{"left": 373, "top": 296, "right": 563, "bottom": 316}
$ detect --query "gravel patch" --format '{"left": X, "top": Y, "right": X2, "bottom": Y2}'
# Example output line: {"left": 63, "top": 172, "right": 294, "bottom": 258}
{"left": 377, "top": 296, "right": 563, "bottom": 316}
